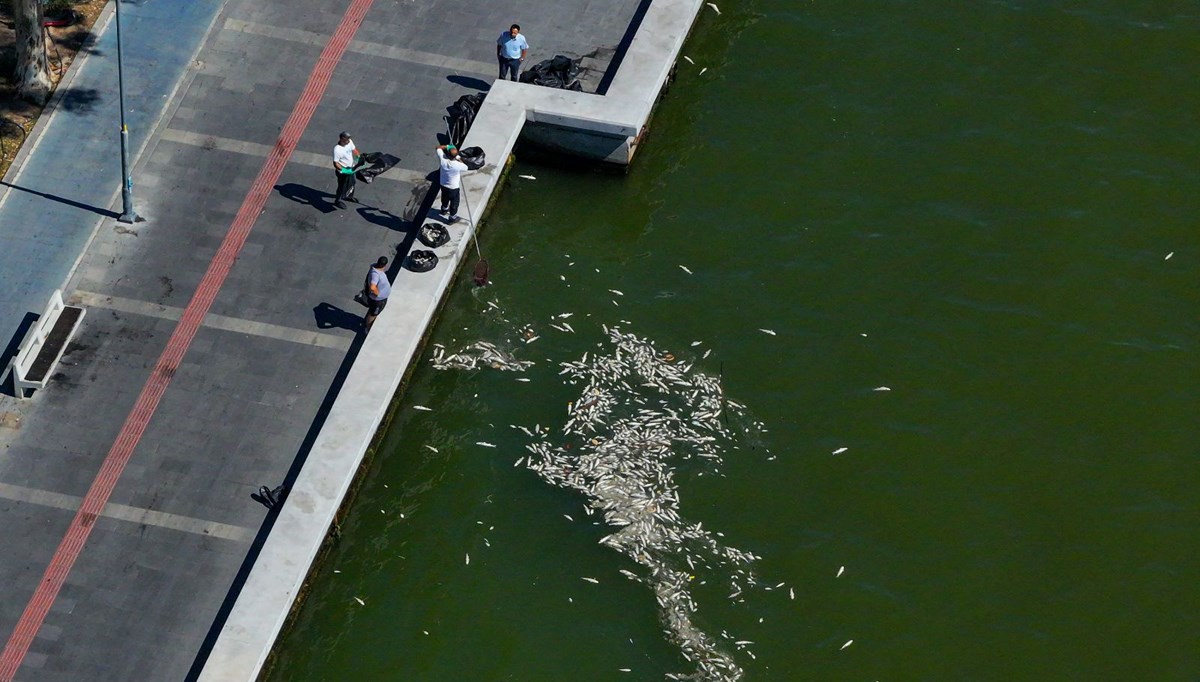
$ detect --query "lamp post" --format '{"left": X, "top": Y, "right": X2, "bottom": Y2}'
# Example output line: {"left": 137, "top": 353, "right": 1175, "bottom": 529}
{"left": 115, "top": 0, "right": 138, "bottom": 224}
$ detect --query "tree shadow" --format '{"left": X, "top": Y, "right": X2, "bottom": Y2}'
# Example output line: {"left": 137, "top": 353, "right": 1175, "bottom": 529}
{"left": 58, "top": 87, "right": 103, "bottom": 114}
{"left": 446, "top": 74, "right": 490, "bottom": 91}
{"left": 275, "top": 182, "right": 336, "bottom": 214}
{"left": 312, "top": 302, "right": 362, "bottom": 332}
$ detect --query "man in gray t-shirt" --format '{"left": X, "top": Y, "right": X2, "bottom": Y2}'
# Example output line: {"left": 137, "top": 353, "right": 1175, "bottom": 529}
{"left": 363, "top": 256, "right": 391, "bottom": 331}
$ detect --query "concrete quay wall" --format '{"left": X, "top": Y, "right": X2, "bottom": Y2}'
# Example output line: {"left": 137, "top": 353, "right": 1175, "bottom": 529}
{"left": 197, "top": 1, "right": 705, "bottom": 679}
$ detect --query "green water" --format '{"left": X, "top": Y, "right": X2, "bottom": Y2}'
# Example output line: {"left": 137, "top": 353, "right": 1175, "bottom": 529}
{"left": 267, "top": 2, "right": 1199, "bottom": 679}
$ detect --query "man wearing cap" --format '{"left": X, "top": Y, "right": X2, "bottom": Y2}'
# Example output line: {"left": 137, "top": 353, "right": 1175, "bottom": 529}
{"left": 363, "top": 256, "right": 391, "bottom": 332}
{"left": 333, "top": 132, "right": 360, "bottom": 209}
{"left": 496, "top": 24, "right": 528, "bottom": 82}
{"left": 436, "top": 143, "right": 470, "bottom": 223}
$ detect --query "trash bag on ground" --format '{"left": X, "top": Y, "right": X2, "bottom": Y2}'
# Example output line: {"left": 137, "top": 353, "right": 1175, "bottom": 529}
{"left": 519, "top": 55, "right": 583, "bottom": 91}
{"left": 355, "top": 152, "right": 401, "bottom": 184}
{"left": 447, "top": 93, "right": 486, "bottom": 148}
{"left": 407, "top": 250, "right": 439, "bottom": 272}
{"left": 458, "top": 146, "right": 486, "bottom": 171}
{"left": 419, "top": 223, "right": 450, "bottom": 248}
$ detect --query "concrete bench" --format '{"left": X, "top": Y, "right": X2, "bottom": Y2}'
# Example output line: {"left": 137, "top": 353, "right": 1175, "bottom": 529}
{"left": 7, "top": 290, "right": 85, "bottom": 399}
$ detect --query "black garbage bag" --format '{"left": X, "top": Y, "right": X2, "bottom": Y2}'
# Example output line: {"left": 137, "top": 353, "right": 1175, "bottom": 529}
{"left": 447, "top": 93, "right": 486, "bottom": 148}
{"left": 458, "top": 146, "right": 486, "bottom": 171}
{"left": 418, "top": 223, "right": 450, "bottom": 248}
{"left": 406, "top": 250, "right": 439, "bottom": 273}
{"left": 519, "top": 55, "right": 583, "bottom": 91}
{"left": 355, "top": 152, "right": 401, "bottom": 184}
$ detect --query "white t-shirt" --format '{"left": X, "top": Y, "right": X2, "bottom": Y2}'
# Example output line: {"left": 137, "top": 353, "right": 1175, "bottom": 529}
{"left": 436, "top": 148, "right": 469, "bottom": 189}
{"left": 333, "top": 140, "right": 357, "bottom": 169}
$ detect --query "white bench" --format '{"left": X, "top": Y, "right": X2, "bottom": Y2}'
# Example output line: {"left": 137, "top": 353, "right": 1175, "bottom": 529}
{"left": 7, "top": 290, "right": 86, "bottom": 399}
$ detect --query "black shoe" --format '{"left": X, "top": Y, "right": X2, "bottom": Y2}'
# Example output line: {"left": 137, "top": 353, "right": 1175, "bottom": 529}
{"left": 335, "top": 201, "right": 347, "bottom": 209}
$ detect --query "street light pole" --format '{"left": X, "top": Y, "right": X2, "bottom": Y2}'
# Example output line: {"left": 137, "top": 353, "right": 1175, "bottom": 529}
{"left": 115, "top": 0, "right": 138, "bottom": 224}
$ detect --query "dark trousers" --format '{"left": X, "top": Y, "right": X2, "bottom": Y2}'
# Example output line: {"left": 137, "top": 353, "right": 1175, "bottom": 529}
{"left": 439, "top": 185, "right": 460, "bottom": 216}
{"left": 498, "top": 56, "right": 521, "bottom": 81}
{"left": 335, "top": 170, "right": 356, "bottom": 203}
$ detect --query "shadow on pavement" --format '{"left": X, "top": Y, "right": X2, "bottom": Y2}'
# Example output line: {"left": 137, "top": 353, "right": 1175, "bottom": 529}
{"left": 312, "top": 302, "right": 362, "bottom": 332}
{"left": 446, "top": 74, "right": 491, "bottom": 91}
{"left": 355, "top": 205, "right": 408, "bottom": 232}
{"left": 274, "top": 182, "right": 336, "bottom": 214}
{"left": 0, "top": 312, "right": 39, "bottom": 398}
{"left": 0, "top": 181, "right": 120, "bottom": 218}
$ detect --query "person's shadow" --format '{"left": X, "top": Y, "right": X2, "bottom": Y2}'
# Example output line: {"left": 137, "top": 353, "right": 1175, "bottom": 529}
{"left": 276, "top": 183, "right": 337, "bottom": 214}
{"left": 356, "top": 206, "right": 409, "bottom": 232}
{"left": 313, "top": 302, "right": 363, "bottom": 332}
{"left": 447, "top": 75, "right": 490, "bottom": 91}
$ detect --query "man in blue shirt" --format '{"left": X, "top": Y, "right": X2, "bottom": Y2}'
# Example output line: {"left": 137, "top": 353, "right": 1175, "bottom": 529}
{"left": 496, "top": 24, "right": 529, "bottom": 82}
{"left": 363, "top": 256, "right": 391, "bottom": 332}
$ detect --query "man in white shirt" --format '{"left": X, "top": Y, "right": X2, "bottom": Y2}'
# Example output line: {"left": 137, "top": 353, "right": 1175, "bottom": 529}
{"left": 435, "top": 144, "right": 470, "bottom": 223}
{"left": 332, "top": 131, "right": 360, "bottom": 209}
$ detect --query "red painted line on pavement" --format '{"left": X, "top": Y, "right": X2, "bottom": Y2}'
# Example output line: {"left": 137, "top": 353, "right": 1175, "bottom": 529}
{"left": 0, "top": 1, "right": 376, "bottom": 678}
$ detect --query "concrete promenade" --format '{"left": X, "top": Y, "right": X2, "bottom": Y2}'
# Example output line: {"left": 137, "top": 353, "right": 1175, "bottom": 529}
{"left": 0, "top": 0, "right": 705, "bottom": 679}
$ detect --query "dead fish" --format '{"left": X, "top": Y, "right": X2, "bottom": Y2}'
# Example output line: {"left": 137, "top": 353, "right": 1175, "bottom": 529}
{"left": 789, "top": 587, "right": 795, "bottom": 599}
{"left": 679, "top": 264, "right": 693, "bottom": 274}
{"left": 476, "top": 441, "right": 498, "bottom": 448}
{"left": 465, "top": 553, "right": 470, "bottom": 565}
{"left": 758, "top": 328, "right": 777, "bottom": 336}
{"left": 706, "top": 2, "right": 721, "bottom": 14}
{"left": 516, "top": 377, "right": 531, "bottom": 382}
{"left": 873, "top": 386, "right": 891, "bottom": 391}
{"left": 424, "top": 445, "right": 439, "bottom": 452}
{"left": 581, "top": 577, "right": 600, "bottom": 584}
{"left": 832, "top": 447, "right": 848, "bottom": 455}
{"left": 413, "top": 405, "right": 433, "bottom": 411}
{"left": 840, "top": 640, "right": 853, "bottom": 650}
{"left": 609, "top": 289, "right": 625, "bottom": 296}
{"left": 683, "top": 55, "right": 695, "bottom": 64}
{"left": 354, "top": 597, "right": 365, "bottom": 606}
{"left": 699, "top": 67, "right": 708, "bottom": 75}
{"left": 837, "top": 565, "right": 845, "bottom": 577}
{"left": 519, "top": 174, "right": 537, "bottom": 180}
{"left": 1165, "top": 252, "right": 1174, "bottom": 260}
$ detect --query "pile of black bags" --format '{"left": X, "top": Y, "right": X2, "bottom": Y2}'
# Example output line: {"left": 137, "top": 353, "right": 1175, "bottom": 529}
{"left": 447, "top": 93, "right": 486, "bottom": 148}
{"left": 519, "top": 55, "right": 583, "bottom": 91}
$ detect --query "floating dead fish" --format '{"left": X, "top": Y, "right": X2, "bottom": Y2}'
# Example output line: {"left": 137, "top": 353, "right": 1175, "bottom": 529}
{"left": 679, "top": 265, "right": 693, "bottom": 274}
{"left": 840, "top": 640, "right": 853, "bottom": 650}
{"left": 683, "top": 55, "right": 695, "bottom": 64}
{"left": 837, "top": 565, "right": 845, "bottom": 577}
{"left": 699, "top": 67, "right": 708, "bottom": 75}
{"left": 413, "top": 405, "right": 433, "bottom": 411}
{"left": 789, "top": 587, "right": 795, "bottom": 599}
{"left": 465, "top": 553, "right": 470, "bottom": 565}
{"left": 706, "top": 2, "right": 721, "bottom": 14}
{"left": 832, "top": 447, "right": 848, "bottom": 455}
{"left": 354, "top": 597, "right": 365, "bottom": 606}
{"left": 519, "top": 174, "right": 537, "bottom": 180}
{"left": 476, "top": 441, "right": 498, "bottom": 448}
{"left": 424, "top": 445, "right": 439, "bottom": 452}
{"left": 581, "top": 577, "right": 600, "bottom": 584}
{"left": 609, "top": 289, "right": 625, "bottom": 296}
{"left": 873, "top": 386, "right": 891, "bottom": 391}
{"left": 758, "top": 329, "right": 776, "bottom": 336}
{"left": 1165, "top": 252, "right": 1174, "bottom": 260}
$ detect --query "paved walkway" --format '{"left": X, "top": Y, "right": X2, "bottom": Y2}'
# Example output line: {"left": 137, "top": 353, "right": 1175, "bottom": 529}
{"left": 0, "top": 0, "right": 641, "bottom": 679}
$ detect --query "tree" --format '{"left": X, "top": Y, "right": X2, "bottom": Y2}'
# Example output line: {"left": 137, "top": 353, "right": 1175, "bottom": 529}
{"left": 12, "top": 0, "right": 52, "bottom": 104}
